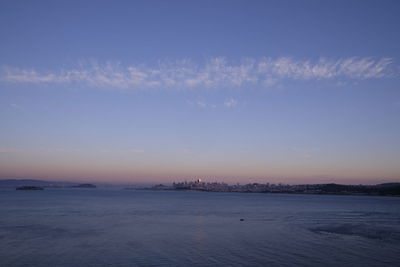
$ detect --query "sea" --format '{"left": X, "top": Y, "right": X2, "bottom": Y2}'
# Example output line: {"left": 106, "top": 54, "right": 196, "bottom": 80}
{"left": 1, "top": 188, "right": 399, "bottom": 266}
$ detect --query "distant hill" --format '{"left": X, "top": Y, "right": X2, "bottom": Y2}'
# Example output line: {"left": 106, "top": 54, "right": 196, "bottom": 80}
{"left": 0, "top": 179, "right": 77, "bottom": 188}
{"left": 317, "top": 183, "right": 400, "bottom": 195}
{"left": 376, "top": 183, "right": 400, "bottom": 187}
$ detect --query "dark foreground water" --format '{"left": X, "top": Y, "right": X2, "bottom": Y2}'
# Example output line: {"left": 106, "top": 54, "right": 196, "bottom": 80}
{"left": 1, "top": 189, "right": 400, "bottom": 266}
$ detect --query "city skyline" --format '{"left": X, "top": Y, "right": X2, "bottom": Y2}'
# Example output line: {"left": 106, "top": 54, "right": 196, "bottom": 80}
{"left": 1, "top": 0, "right": 400, "bottom": 184}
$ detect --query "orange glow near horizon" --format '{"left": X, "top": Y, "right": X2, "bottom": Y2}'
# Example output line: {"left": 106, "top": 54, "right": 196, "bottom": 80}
{"left": 1, "top": 157, "right": 399, "bottom": 185}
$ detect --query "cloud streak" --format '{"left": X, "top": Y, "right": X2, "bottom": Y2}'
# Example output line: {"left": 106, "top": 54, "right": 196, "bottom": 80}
{"left": 1, "top": 57, "right": 395, "bottom": 90}
{"left": 187, "top": 99, "right": 217, "bottom": 108}
{"left": 224, "top": 98, "right": 238, "bottom": 108}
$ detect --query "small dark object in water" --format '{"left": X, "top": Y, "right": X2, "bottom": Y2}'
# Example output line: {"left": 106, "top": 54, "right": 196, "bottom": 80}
{"left": 240, "top": 218, "right": 244, "bottom": 221}
{"left": 16, "top": 186, "right": 44, "bottom": 190}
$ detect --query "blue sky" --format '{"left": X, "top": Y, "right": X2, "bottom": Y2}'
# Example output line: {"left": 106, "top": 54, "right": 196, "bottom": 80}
{"left": 1, "top": 0, "right": 400, "bottom": 184}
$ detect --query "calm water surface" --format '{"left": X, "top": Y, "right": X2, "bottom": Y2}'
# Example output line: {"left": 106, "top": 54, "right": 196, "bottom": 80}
{"left": 1, "top": 189, "right": 399, "bottom": 266}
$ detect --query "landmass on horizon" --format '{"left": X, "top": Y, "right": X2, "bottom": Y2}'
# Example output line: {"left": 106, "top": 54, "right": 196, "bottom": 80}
{"left": 0, "top": 179, "right": 97, "bottom": 189}
{"left": 3, "top": 178, "right": 398, "bottom": 196}
{"left": 134, "top": 179, "right": 400, "bottom": 196}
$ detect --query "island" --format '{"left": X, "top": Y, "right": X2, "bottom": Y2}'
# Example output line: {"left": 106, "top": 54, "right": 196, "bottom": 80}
{"left": 16, "top": 186, "right": 44, "bottom": 190}
{"left": 70, "top": 183, "right": 97, "bottom": 188}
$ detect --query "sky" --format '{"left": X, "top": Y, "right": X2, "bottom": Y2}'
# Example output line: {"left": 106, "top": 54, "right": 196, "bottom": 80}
{"left": 1, "top": 0, "right": 400, "bottom": 184}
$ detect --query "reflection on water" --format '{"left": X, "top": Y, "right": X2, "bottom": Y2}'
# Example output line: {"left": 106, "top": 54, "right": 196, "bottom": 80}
{"left": 1, "top": 189, "right": 400, "bottom": 266}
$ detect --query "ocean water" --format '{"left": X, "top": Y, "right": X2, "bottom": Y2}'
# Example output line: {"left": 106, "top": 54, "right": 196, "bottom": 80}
{"left": 0, "top": 189, "right": 399, "bottom": 267}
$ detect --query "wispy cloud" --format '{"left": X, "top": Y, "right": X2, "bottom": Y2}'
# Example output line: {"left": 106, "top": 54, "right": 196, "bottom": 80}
{"left": 187, "top": 99, "right": 216, "bottom": 108}
{"left": 196, "top": 100, "right": 207, "bottom": 108}
{"left": 10, "top": 103, "right": 24, "bottom": 110}
{"left": 224, "top": 98, "right": 238, "bottom": 108}
{"left": 1, "top": 57, "right": 395, "bottom": 90}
